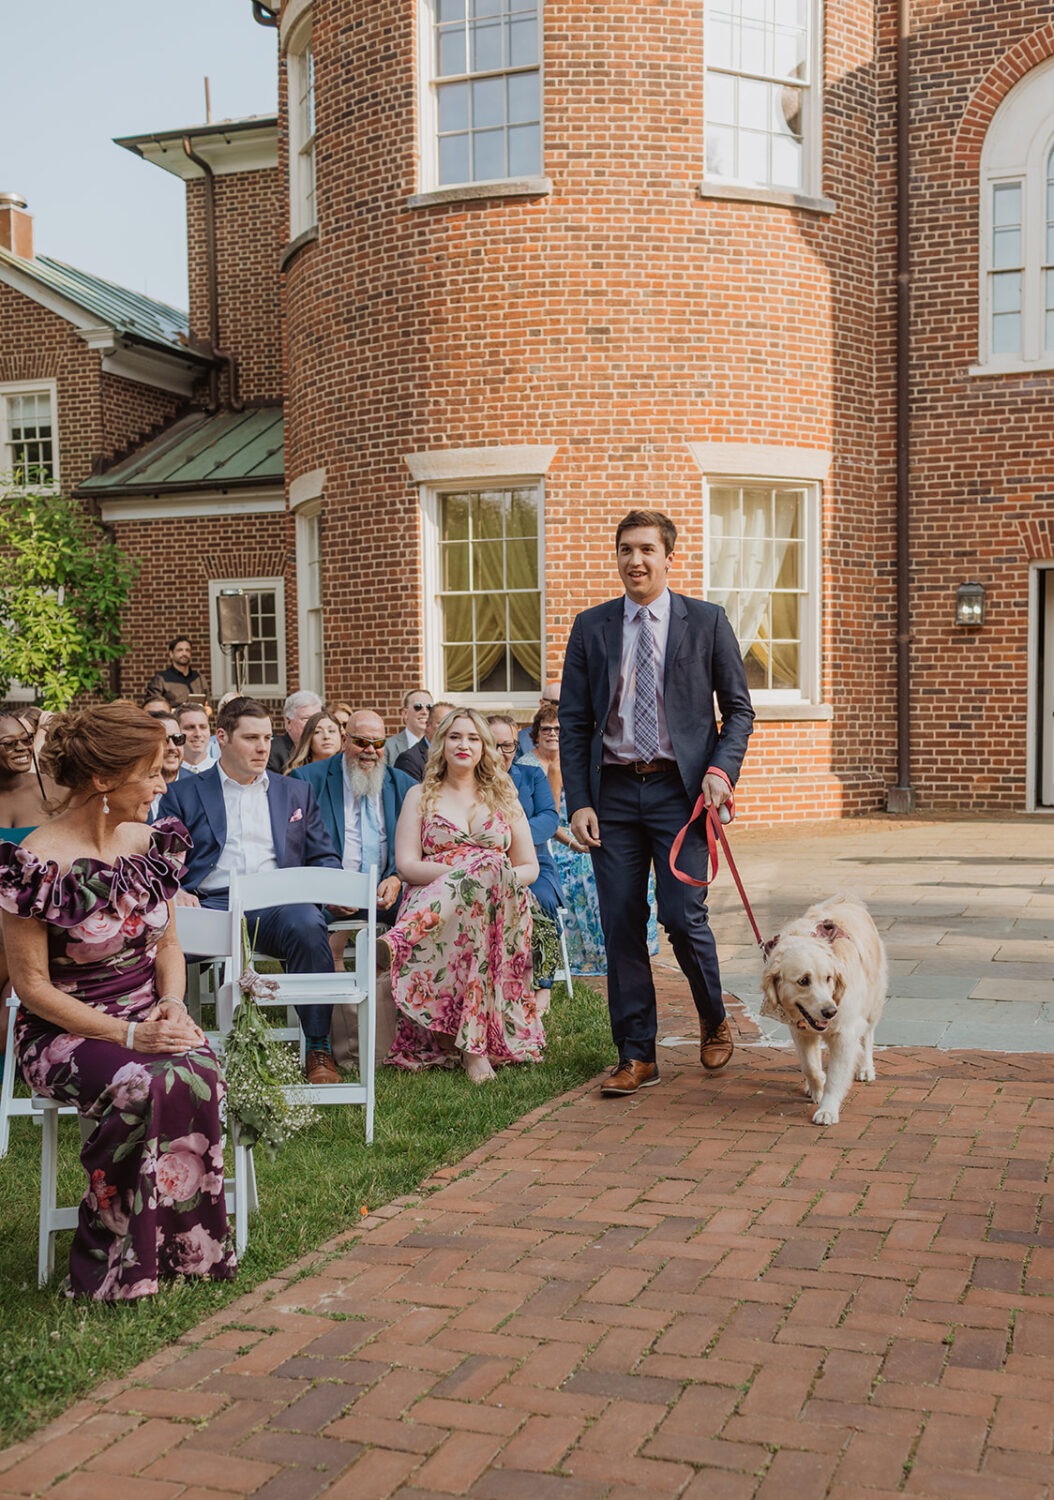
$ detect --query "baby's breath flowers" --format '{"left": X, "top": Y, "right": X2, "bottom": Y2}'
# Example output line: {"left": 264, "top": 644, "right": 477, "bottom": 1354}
{"left": 222, "top": 922, "right": 317, "bottom": 1157}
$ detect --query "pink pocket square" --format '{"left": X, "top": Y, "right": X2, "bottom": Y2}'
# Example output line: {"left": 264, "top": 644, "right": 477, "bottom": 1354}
{"left": 289, "top": 807, "right": 303, "bottom": 823}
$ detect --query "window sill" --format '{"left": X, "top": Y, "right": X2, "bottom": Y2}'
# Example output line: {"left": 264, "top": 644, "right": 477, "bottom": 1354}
{"left": 696, "top": 180, "right": 836, "bottom": 215}
{"left": 751, "top": 703, "right": 833, "bottom": 722}
{"left": 967, "top": 358, "right": 1054, "bottom": 378}
{"left": 279, "top": 224, "right": 319, "bottom": 273}
{"left": 408, "top": 177, "right": 552, "bottom": 209}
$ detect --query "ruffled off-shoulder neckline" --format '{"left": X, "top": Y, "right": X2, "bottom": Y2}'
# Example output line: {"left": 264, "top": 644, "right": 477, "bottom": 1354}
{"left": 0, "top": 817, "right": 191, "bottom": 928}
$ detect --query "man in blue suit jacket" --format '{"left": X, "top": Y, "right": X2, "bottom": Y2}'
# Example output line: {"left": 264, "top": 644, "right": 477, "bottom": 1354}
{"left": 487, "top": 715, "right": 563, "bottom": 922}
{"left": 561, "top": 510, "right": 754, "bottom": 1097}
{"left": 159, "top": 696, "right": 343, "bottom": 1085}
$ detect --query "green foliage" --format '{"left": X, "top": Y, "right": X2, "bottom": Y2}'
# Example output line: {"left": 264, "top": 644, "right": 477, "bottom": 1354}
{"left": 0, "top": 490, "right": 137, "bottom": 708}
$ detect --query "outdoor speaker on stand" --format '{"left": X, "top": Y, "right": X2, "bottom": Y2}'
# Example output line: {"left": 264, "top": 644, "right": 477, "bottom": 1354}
{"left": 217, "top": 590, "right": 253, "bottom": 693}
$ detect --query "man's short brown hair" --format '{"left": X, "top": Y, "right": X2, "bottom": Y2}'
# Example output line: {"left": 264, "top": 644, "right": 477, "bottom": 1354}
{"left": 217, "top": 696, "right": 271, "bottom": 736}
{"left": 615, "top": 510, "right": 677, "bottom": 555}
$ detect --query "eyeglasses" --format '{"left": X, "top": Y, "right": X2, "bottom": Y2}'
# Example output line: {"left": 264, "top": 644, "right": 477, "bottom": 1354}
{"left": 0, "top": 736, "right": 32, "bottom": 752}
{"left": 165, "top": 733, "right": 187, "bottom": 746}
{"left": 493, "top": 742, "right": 516, "bottom": 754}
{"left": 349, "top": 736, "right": 387, "bottom": 751}
{"left": 409, "top": 701, "right": 432, "bottom": 713}
{"left": 538, "top": 726, "right": 561, "bottom": 736}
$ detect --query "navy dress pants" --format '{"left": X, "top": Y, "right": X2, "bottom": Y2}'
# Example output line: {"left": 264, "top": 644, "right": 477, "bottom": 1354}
{"left": 199, "top": 891, "right": 334, "bottom": 1037}
{"left": 590, "top": 766, "right": 725, "bottom": 1064}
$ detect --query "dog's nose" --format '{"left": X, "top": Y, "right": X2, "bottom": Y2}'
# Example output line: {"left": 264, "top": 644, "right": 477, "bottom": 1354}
{"left": 820, "top": 1005, "right": 837, "bottom": 1019}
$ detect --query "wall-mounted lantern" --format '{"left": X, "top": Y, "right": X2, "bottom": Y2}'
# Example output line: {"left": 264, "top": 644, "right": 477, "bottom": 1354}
{"left": 954, "top": 582, "right": 986, "bottom": 628}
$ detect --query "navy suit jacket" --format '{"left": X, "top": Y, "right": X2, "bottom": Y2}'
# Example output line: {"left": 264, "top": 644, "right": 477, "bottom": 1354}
{"left": 509, "top": 761, "right": 563, "bottom": 914}
{"left": 158, "top": 763, "right": 340, "bottom": 894}
{"left": 560, "top": 590, "right": 755, "bottom": 814}
{"left": 288, "top": 755, "right": 413, "bottom": 881}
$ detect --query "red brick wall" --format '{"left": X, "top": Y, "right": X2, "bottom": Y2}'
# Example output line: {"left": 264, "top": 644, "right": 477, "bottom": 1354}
{"left": 187, "top": 169, "right": 284, "bottom": 404}
{"left": 278, "top": 0, "right": 888, "bottom": 821}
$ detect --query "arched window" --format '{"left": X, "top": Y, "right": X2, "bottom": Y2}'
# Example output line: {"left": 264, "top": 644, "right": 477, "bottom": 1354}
{"left": 978, "top": 57, "right": 1054, "bottom": 372}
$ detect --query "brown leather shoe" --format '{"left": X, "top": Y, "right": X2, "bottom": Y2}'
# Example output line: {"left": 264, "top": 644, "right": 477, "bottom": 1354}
{"left": 599, "top": 1059, "right": 660, "bottom": 1096}
{"left": 305, "top": 1049, "right": 341, "bottom": 1085}
{"left": 699, "top": 1018, "right": 734, "bottom": 1071}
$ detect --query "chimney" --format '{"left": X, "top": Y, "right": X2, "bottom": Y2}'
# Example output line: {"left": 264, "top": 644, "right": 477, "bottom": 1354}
{"left": 0, "top": 194, "right": 34, "bottom": 259}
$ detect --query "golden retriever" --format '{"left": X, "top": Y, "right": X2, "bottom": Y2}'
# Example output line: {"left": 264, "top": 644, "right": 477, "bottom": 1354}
{"left": 759, "top": 896, "right": 888, "bottom": 1126}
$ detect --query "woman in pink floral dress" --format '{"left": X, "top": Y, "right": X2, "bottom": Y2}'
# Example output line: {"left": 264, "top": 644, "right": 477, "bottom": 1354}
{"left": 0, "top": 703, "right": 234, "bottom": 1299}
{"left": 381, "top": 709, "right": 543, "bottom": 1084}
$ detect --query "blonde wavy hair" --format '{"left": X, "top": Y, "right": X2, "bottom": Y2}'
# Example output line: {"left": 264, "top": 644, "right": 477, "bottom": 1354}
{"left": 419, "top": 708, "right": 522, "bottom": 822}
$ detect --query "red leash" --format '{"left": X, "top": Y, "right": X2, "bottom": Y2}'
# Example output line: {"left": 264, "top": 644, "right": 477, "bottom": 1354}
{"left": 669, "top": 796, "right": 766, "bottom": 950}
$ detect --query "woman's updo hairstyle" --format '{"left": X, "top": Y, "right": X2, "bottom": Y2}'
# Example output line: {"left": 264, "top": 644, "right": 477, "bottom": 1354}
{"left": 40, "top": 701, "right": 165, "bottom": 795}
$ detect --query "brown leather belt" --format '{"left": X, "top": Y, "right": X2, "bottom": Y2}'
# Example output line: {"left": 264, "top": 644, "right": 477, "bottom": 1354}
{"left": 605, "top": 758, "right": 678, "bottom": 777}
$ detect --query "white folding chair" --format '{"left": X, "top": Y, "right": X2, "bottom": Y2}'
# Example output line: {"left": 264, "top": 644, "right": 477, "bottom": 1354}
{"left": 552, "top": 907, "right": 574, "bottom": 995}
{"left": 174, "top": 905, "right": 232, "bottom": 1024}
{"left": 218, "top": 866, "right": 378, "bottom": 1256}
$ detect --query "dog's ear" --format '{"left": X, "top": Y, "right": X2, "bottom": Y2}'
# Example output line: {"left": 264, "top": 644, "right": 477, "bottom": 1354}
{"left": 761, "top": 933, "right": 780, "bottom": 960}
{"left": 760, "top": 967, "right": 783, "bottom": 1020}
{"left": 832, "top": 969, "right": 846, "bottom": 1004}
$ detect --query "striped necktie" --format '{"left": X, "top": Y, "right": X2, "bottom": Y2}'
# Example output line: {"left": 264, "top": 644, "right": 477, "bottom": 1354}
{"left": 633, "top": 606, "right": 661, "bottom": 763}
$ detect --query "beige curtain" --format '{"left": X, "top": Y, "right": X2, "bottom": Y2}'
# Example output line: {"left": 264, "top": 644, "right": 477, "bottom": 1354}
{"left": 709, "top": 485, "right": 801, "bottom": 692}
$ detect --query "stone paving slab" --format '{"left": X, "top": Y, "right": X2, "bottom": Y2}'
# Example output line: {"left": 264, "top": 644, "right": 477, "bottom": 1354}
{"left": 5, "top": 1032, "right": 1054, "bottom": 1499}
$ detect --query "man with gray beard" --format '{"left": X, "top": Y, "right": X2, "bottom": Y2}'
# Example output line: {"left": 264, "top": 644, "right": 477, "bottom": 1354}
{"left": 290, "top": 709, "right": 415, "bottom": 1064}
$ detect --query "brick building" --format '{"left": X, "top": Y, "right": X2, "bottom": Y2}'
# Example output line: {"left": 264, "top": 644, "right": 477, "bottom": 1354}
{"left": 255, "top": 0, "right": 1054, "bottom": 819}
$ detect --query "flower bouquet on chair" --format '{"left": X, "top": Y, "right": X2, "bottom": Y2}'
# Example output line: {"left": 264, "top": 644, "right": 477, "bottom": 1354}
{"left": 222, "top": 920, "right": 317, "bottom": 1157}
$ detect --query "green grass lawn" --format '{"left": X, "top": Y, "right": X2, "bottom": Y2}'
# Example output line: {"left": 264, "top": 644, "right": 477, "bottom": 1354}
{"left": 0, "top": 981, "right": 612, "bottom": 1449}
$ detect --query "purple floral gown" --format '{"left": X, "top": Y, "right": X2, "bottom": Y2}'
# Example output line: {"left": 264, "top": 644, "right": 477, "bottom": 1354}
{"left": 385, "top": 811, "right": 545, "bottom": 1071}
{"left": 0, "top": 818, "right": 235, "bottom": 1300}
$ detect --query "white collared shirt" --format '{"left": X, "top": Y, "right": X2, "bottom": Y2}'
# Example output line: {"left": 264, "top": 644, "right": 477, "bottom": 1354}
{"left": 404, "top": 729, "right": 422, "bottom": 749}
{"left": 341, "top": 757, "right": 388, "bottom": 874}
{"left": 198, "top": 764, "right": 279, "bottom": 892}
{"left": 603, "top": 587, "right": 676, "bottom": 763}
{"left": 184, "top": 749, "right": 219, "bottom": 774}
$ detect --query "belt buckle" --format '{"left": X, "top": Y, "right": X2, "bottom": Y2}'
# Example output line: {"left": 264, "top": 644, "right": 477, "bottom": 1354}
{"left": 633, "top": 759, "right": 654, "bottom": 776}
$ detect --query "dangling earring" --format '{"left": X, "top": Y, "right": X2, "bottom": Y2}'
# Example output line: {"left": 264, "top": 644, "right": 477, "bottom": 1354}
{"left": 102, "top": 792, "right": 110, "bottom": 815}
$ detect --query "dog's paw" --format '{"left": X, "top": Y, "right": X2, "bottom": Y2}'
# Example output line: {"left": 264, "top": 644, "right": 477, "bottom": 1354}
{"left": 812, "top": 1104, "right": 840, "bottom": 1126}
{"left": 856, "top": 1065, "right": 876, "bottom": 1082}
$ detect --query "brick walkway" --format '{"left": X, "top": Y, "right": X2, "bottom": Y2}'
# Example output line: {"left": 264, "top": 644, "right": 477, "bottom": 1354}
{"left": 4, "top": 970, "right": 1054, "bottom": 1499}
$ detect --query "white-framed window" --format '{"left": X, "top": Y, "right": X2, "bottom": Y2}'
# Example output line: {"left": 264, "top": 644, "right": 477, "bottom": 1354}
{"left": 295, "top": 505, "right": 324, "bottom": 695}
{"left": 703, "top": 0, "right": 822, "bottom": 197}
{"left": 977, "top": 58, "right": 1054, "bottom": 372}
{"left": 287, "top": 17, "right": 317, "bottom": 237}
{"left": 703, "top": 477, "right": 820, "bottom": 703}
{"left": 420, "top": 0, "right": 542, "bottom": 191}
{"left": 0, "top": 380, "right": 58, "bottom": 491}
{"left": 420, "top": 479, "right": 544, "bottom": 705}
{"left": 208, "top": 578, "right": 287, "bottom": 700}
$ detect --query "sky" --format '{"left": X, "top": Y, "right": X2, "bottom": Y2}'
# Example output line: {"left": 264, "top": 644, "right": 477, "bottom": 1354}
{"left": 1, "top": 0, "right": 278, "bottom": 311}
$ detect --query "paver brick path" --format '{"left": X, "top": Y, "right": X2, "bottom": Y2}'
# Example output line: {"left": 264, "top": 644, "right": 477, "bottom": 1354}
{"left": 4, "top": 1017, "right": 1054, "bottom": 1499}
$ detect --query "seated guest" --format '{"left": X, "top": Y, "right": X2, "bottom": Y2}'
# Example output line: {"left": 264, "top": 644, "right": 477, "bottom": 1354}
{"left": 382, "top": 708, "right": 543, "bottom": 1085}
{"left": 331, "top": 701, "right": 353, "bottom": 737}
{"left": 284, "top": 710, "right": 344, "bottom": 772}
{"left": 0, "top": 702, "right": 234, "bottom": 1299}
{"left": 516, "top": 681, "right": 561, "bottom": 758}
{"left": 395, "top": 700, "right": 455, "bottom": 783}
{"left": 384, "top": 688, "right": 433, "bottom": 768}
{"left": 176, "top": 702, "right": 217, "bottom": 775}
{"left": 290, "top": 709, "right": 415, "bottom": 1063}
{"left": 267, "top": 690, "right": 323, "bottom": 773}
{"left": 148, "top": 713, "right": 190, "bottom": 821}
{"left": 0, "top": 712, "right": 54, "bottom": 1023}
{"left": 158, "top": 696, "right": 343, "bottom": 1085}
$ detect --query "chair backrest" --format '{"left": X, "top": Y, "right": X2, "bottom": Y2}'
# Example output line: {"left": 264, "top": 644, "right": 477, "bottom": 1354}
{"left": 230, "top": 866, "right": 375, "bottom": 922}
{"left": 174, "top": 905, "right": 234, "bottom": 959}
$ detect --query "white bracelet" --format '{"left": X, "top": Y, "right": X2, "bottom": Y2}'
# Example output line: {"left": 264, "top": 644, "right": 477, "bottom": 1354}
{"left": 126, "top": 1021, "right": 137, "bottom": 1051}
{"left": 158, "top": 995, "right": 186, "bottom": 1009}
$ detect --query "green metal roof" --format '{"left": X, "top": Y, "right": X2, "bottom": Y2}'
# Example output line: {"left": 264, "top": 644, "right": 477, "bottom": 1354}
{"left": 77, "top": 406, "right": 284, "bottom": 496}
{"left": 0, "top": 246, "right": 193, "bottom": 358}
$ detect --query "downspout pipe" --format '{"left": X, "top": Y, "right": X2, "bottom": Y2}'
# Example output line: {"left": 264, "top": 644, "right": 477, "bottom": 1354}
{"left": 887, "top": 0, "right": 915, "bottom": 814}
{"left": 181, "top": 136, "right": 244, "bottom": 412}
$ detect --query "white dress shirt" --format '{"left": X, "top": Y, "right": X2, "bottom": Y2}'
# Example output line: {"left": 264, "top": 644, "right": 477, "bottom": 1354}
{"left": 198, "top": 766, "right": 279, "bottom": 893}
{"left": 341, "top": 758, "right": 388, "bottom": 874}
{"left": 603, "top": 587, "right": 676, "bottom": 763}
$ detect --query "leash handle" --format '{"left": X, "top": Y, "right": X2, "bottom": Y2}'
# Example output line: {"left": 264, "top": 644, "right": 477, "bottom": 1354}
{"left": 669, "top": 795, "right": 765, "bottom": 949}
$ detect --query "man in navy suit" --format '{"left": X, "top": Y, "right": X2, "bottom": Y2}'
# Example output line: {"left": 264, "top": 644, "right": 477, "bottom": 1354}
{"left": 159, "top": 696, "right": 343, "bottom": 1085}
{"left": 487, "top": 715, "right": 563, "bottom": 922}
{"left": 561, "top": 510, "right": 754, "bottom": 1097}
{"left": 289, "top": 709, "right": 414, "bottom": 1064}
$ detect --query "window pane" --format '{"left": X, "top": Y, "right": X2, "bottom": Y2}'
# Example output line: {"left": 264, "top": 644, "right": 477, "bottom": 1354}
{"left": 739, "top": 76, "right": 768, "bottom": 130}
{"left": 508, "top": 123, "right": 540, "bottom": 176}
{"left": 438, "top": 0, "right": 466, "bottom": 19}
{"left": 739, "top": 130, "right": 768, "bottom": 182}
{"left": 439, "top": 132, "right": 471, "bottom": 184}
{"left": 705, "top": 124, "right": 735, "bottom": 177}
{"left": 438, "top": 80, "right": 469, "bottom": 131}
{"left": 507, "top": 14, "right": 538, "bottom": 66}
{"left": 992, "top": 182, "right": 1021, "bottom": 227}
{"left": 708, "top": 16, "right": 733, "bottom": 68}
{"left": 508, "top": 485, "right": 539, "bottom": 536}
{"left": 770, "top": 133, "right": 801, "bottom": 189}
{"left": 472, "top": 74, "right": 504, "bottom": 127}
{"left": 507, "top": 70, "right": 538, "bottom": 124}
{"left": 991, "top": 270, "right": 1022, "bottom": 314}
{"left": 440, "top": 542, "right": 471, "bottom": 591}
{"left": 705, "top": 71, "right": 736, "bottom": 125}
{"left": 437, "top": 25, "right": 467, "bottom": 76}
{"left": 992, "top": 226, "right": 1021, "bottom": 270}
{"left": 992, "top": 310, "right": 1021, "bottom": 356}
{"left": 470, "top": 16, "right": 502, "bottom": 71}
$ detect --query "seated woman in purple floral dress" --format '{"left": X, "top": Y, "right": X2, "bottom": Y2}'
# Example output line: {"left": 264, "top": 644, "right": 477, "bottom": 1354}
{"left": 0, "top": 702, "right": 235, "bottom": 1300}
{"left": 381, "top": 709, "right": 543, "bottom": 1085}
